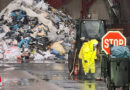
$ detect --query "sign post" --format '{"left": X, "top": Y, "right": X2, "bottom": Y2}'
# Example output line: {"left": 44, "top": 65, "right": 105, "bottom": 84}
{"left": 102, "top": 31, "right": 126, "bottom": 54}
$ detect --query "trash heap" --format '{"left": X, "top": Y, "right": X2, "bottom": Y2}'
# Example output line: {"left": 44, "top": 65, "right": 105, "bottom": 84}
{"left": 0, "top": 0, "right": 76, "bottom": 62}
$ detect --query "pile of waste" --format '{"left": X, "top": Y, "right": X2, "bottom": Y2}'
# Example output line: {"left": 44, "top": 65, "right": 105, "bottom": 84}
{"left": 0, "top": 0, "right": 76, "bottom": 62}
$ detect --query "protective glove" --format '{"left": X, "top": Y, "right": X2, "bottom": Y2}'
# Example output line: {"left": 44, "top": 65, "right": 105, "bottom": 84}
{"left": 84, "top": 60, "right": 88, "bottom": 63}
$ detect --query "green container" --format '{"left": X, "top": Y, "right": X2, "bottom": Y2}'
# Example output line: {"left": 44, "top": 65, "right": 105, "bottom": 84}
{"left": 109, "top": 58, "right": 130, "bottom": 87}
{"left": 101, "top": 54, "right": 109, "bottom": 78}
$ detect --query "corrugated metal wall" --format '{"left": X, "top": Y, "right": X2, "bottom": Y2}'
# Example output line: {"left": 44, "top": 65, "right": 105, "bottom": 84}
{"left": 120, "top": 0, "right": 130, "bottom": 37}
{"left": 120, "top": 0, "right": 130, "bottom": 24}
{"left": 123, "top": 25, "right": 130, "bottom": 37}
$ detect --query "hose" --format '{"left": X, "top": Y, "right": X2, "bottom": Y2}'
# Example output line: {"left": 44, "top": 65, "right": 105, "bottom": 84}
{"left": 70, "top": 48, "right": 77, "bottom": 76}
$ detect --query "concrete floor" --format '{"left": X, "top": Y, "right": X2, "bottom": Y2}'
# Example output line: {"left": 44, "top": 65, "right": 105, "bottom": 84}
{"left": 1, "top": 59, "right": 130, "bottom": 90}
{"left": 1, "top": 64, "right": 65, "bottom": 90}
{"left": 2, "top": 63, "right": 108, "bottom": 90}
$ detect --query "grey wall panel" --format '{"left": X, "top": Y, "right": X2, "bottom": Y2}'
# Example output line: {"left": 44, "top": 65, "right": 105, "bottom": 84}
{"left": 0, "top": 0, "right": 13, "bottom": 11}
{"left": 120, "top": 0, "right": 130, "bottom": 23}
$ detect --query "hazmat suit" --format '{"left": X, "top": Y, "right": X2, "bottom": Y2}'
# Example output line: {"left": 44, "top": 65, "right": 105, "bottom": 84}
{"left": 79, "top": 39, "right": 98, "bottom": 74}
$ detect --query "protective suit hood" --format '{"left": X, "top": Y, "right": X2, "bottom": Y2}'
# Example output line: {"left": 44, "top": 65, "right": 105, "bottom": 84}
{"left": 90, "top": 39, "right": 98, "bottom": 45}
{"left": 89, "top": 39, "right": 98, "bottom": 51}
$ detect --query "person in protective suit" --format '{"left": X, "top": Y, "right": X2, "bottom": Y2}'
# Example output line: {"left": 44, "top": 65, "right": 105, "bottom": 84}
{"left": 79, "top": 39, "right": 98, "bottom": 78}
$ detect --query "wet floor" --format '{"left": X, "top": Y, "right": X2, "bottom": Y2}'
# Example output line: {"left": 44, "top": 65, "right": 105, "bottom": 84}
{"left": 1, "top": 60, "right": 129, "bottom": 90}
{"left": 1, "top": 62, "right": 129, "bottom": 90}
{"left": 1, "top": 68, "right": 65, "bottom": 90}
{"left": 1, "top": 62, "right": 128, "bottom": 90}
{"left": 10, "top": 63, "right": 108, "bottom": 90}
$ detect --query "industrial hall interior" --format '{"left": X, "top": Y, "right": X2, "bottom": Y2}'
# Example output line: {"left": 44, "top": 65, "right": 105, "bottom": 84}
{"left": 0, "top": 0, "right": 130, "bottom": 90}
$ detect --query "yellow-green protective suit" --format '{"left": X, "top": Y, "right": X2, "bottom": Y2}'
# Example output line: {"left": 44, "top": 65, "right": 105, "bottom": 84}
{"left": 79, "top": 39, "right": 98, "bottom": 74}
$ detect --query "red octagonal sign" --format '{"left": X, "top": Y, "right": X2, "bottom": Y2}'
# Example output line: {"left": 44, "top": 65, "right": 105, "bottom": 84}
{"left": 102, "top": 31, "right": 126, "bottom": 54}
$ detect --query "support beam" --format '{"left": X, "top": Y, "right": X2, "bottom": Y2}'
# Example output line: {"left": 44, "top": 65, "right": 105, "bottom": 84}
{"left": 81, "top": 0, "right": 95, "bottom": 19}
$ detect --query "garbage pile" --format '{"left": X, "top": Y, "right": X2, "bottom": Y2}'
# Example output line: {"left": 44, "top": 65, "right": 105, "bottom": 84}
{"left": 0, "top": 0, "right": 76, "bottom": 62}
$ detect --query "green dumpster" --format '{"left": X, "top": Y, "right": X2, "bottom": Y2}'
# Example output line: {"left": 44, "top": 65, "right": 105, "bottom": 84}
{"left": 107, "top": 57, "right": 130, "bottom": 90}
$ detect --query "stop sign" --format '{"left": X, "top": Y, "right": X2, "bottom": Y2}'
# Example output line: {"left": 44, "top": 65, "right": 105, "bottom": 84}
{"left": 102, "top": 31, "right": 126, "bottom": 54}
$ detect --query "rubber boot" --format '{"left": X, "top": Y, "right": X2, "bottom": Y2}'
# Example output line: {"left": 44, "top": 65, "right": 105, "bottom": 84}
{"left": 90, "top": 73, "right": 95, "bottom": 80}
{"left": 84, "top": 73, "right": 89, "bottom": 80}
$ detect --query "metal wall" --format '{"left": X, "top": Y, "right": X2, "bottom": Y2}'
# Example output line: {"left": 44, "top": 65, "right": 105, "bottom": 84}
{"left": 89, "top": 0, "right": 110, "bottom": 20}
{"left": 61, "top": 0, "right": 110, "bottom": 20}
{"left": 120, "top": 0, "right": 130, "bottom": 37}
{"left": 60, "top": 0, "right": 82, "bottom": 19}
{"left": 120, "top": 0, "right": 130, "bottom": 24}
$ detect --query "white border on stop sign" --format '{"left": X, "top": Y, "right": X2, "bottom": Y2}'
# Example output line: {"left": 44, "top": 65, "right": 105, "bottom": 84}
{"left": 101, "top": 31, "right": 127, "bottom": 54}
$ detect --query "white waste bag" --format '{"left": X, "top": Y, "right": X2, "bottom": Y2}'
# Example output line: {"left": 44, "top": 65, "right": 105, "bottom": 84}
{"left": 0, "top": 33, "right": 6, "bottom": 39}
{"left": 0, "top": 53, "right": 3, "bottom": 59}
{"left": 35, "top": 1, "right": 48, "bottom": 10}
{"left": 4, "top": 46, "right": 21, "bottom": 60}
{"left": 22, "top": 0, "right": 33, "bottom": 6}
{"left": 2, "top": 41, "right": 8, "bottom": 51}
{"left": 34, "top": 53, "right": 44, "bottom": 60}
{"left": 42, "top": 50, "right": 56, "bottom": 60}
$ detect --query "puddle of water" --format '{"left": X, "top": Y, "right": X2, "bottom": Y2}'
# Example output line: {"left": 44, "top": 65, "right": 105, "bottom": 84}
{"left": 42, "top": 74, "right": 68, "bottom": 81}
{"left": 69, "top": 75, "right": 95, "bottom": 81}
{"left": 42, "top": 78, "right": 50, "bottom": 81}
{"left": 17, "top": 78, "right": 39, "bottom": 86}
{"left": 42, "top": 75, "right": 50, "bottom": 81}
{"left": 81, "top": 81, "right": 96, "bottom": 90}
{"left": 3, "top": 78, "right": 40, "bottom": 88}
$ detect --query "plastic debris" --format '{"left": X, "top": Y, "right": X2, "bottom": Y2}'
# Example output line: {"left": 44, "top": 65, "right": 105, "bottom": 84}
{"left": 0, "top": 0, "right": 76, "bottom": 62}
{"left": 110, "top": 46, "right": 130, "bottom": 58}
{"left": 50, "top": 41, "right": 66, "bottom": 55}
{"left": 4, "top": 46, "right": 21, "bottom": 60}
